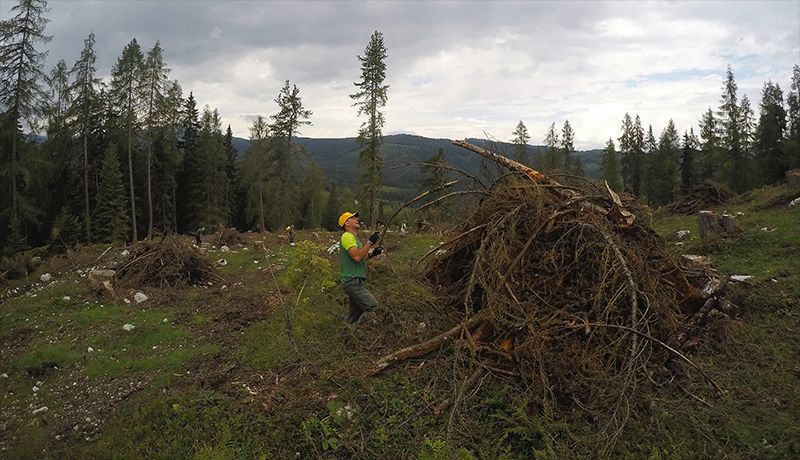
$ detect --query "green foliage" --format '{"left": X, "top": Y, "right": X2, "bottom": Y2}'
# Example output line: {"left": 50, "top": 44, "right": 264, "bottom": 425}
{"left": 94, "top": 143, "right": 130, "bottom": 243}
{"left": 648, "top": 119, "right": 680, "bottom": 206}
{"left": 600, "top": 138, "right": 622, "bottom": 191}
{"left": 511, "top": 121, "right": 530, "bottom": 165}
{"left": 86, "top": 391, "right": 280, "bottom": 459}
{"left": 279, "top": 240, "right": 335, "bottom": 305}
{"left": 301, "top": 399, "right": 345, "bottom": 453}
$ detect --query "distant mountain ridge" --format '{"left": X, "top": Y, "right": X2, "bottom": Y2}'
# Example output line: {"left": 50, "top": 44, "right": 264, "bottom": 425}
{"left": 232, "top": 134, "right": 603, "bottom": 192}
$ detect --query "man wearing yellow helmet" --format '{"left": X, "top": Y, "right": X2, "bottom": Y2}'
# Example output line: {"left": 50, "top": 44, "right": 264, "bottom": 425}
{"left": 338, "top": 211, "right": 382, "bottom": 325}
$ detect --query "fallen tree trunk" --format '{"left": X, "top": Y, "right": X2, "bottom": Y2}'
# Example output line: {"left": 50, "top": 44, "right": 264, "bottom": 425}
{"left": 371, "top": 315, "right": 485, "bottom": 374}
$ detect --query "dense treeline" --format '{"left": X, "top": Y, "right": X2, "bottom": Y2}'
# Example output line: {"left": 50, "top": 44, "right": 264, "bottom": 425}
{"left": 602, "top": 66, "right": 800, "bottom": 205}
{"left": 510, "top": 64, "right": 799, "bottom": 207}
{"left": 0, "top": 0, "right": 374, "bottom": 255}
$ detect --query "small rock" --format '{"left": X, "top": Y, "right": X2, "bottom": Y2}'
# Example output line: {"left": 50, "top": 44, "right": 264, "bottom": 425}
{"left": 1, "top": 373, "right": 8, "bottom": 378}
{"left": 217, "top": 258, "right": 228, "bottom": 266}
{"left": 790, "top": 197, "right": 800, "bottom": 207}
{"left": 40, "top": 273, "right": 52, "bottom": 282}
{"left": 416, "top": 322, "right": 427, "bottom": 333}
{"left": 32, "top": 386, "right": 40, "bottom": 392}
{"left": 62, "top": 296, "right": 71, "bottom": 301}
{"left": 133, "top": 292, "right": 148, "bottom": 303}
{"left": 87, "top": 347, "right": 94, "bottom": 353}
{"left": 124, "top": 298, "right": 131, "bottom": 304}
{"left": 122, "top": 324, "right": 135, "bottom": 332}
{"left": 121, "top": 249, "right": 130, "bottom": 256}
{"left": 162, "top": 318, "right": 168, "bottom": 323}
{"left": 676, "top": 230, "right": 691, "bottom": 240}
{"left": 32, "top": 406, "right": 48, "bottom": 415}
{"left": 730, "top": 275, "right": 753, "bottom": 282}
{"left": 221, "top": 245, "right": 231, "bottom": 253}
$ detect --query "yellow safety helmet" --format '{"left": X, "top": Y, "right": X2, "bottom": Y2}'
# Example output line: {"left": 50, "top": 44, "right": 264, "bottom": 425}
{"left": 338, "top": 211, "right": 358, "bottom": 228}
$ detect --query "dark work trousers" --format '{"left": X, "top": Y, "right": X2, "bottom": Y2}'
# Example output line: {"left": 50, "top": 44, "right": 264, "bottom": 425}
{"left": 342, "top": 277, "right": 378, "bottom": 324}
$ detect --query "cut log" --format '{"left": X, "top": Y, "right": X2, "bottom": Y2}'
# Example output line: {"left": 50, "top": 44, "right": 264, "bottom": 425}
{"left": 698, "top": 210, "right": 742, "bottom": 240}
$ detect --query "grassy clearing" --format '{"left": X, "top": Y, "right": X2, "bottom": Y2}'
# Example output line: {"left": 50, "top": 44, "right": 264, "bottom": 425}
{"left": 2, "top": 187, "right": 799, "bottom": 458}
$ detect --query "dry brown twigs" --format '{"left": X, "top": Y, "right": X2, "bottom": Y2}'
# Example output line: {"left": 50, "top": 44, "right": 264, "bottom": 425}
{"left": 115, "top": 236, "right": 221, "bottom": 287}
{"left": 372, "top": 139, "right": 735, "bottom": 455}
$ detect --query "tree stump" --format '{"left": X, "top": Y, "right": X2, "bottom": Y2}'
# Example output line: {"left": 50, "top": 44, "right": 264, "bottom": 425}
{"left": 786, "top": 169, "right": 800, "bottom": 191}
{"left": 698, "top": 211, "right": 742, "bottom": 240}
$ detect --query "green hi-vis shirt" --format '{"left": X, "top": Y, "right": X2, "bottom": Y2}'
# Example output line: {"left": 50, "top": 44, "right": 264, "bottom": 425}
{"left": 340, "top": 232, "right": 367, "bottom": 281}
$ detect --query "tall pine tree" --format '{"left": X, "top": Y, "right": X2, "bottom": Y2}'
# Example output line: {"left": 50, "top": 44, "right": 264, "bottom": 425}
{"left": 109, "top": 39, "right": 143, "bottom": 241}
{"left": 69, "top": 32, "right": 101, "bottom": 242}
{"left": 351, "top": 30, "right": 388, "bottom": 226}
{"left": 269, "top": 79, "right": 311, "bottom": 228}
{"left": 0, "top": 0, "right": 51, "bottom": 247}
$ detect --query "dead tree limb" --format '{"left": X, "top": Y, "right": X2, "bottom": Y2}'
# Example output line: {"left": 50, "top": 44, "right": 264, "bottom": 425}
{"left": 378, "top": 180, "right": 459, "bottom": 244}
{"left": 451, "top": 139, "right": 635, "bottom": 227}
{"left": 371, "top": 315, "right": 486, "bottom": 374}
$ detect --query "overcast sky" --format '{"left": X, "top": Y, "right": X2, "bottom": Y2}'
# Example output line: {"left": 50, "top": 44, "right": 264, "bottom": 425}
{"left": 8, "top": 0, "right": 799, "bottom": 149}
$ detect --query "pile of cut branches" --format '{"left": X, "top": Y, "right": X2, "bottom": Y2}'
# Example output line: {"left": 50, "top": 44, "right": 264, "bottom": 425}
{"left": 212, "top": 227, "right": 245, "bottom": 247}
{"left": 377, "top": 141, "right": 732, "bottom": 454}
{"left": 115, "top": 236, "right": 220, "bottom": 287}
{"left": 665, "top": 180, "right": 736, "bottom": 214}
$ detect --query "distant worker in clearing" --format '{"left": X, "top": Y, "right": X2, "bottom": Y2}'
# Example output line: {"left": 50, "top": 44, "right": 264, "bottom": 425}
{"left": 338, "top": 211, "right": 383, "bottom": 325}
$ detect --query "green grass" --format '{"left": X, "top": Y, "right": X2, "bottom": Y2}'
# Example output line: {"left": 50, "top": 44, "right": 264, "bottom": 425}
{"left": 75, "top": 390, "right": 284, "bottom": 459}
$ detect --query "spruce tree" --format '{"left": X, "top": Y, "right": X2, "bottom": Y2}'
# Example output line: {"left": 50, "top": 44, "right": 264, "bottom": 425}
{"left": 697, "top": 108, "right": 719, "bottom": 183}
{"left": 542, "top": 122, "right": 560, "bottom": 171}
{"left": 680, "top": 129, "right": 697, "bottom": 192}
{"left": 786, "top": 65, "right": 800, "bottom": 169}
{"left": 511, "top": 121, "right": 530, "bottom": 165}
{"left": 224, "top": 124, "right": 244, "bottom": 229}
{"left": 269, "top": 79, "right": 312, "bottom": 228}
{"left": 177, "top": 92, "right": 200, "bottom": 232}
{"left": 140, "top": 40, "right": 171, "bottom": 238}
{"left": 642, "top": 125, "right": 658, "bottom": 200}
{"left": 241, "top": 115, "right": 271, "bottom": 231}
{"left": 618, "top": 113, "right": 633, "bottom": 191}
{"left": 351, "top": 30, "right": 389, "bottom": 226}
{"left": 69, "top": 32, "right": 101, "bottom": 242}
{"left": 739, "top": 95, "right": 756, "bottom": 189}
{"left": 600, "top": 138, "right": 622, "bottom": 191}
{"left": 650, "top": 120, "right": 680, "bottom": 206}
{"left": 0, "top": 0, "right": 51, "bottom": 245}
{"left": 94, "top": 143, "right": 129, "bottom": 243}
{"left": 755, "top": 81, "right": 786, "bottom": 184}
{"left": 719, "top": 66, "right": 745, "bottom": 192}
{"left": 561, "top": 120, "right": 575, "bottom": 172}
{"left": 630, "top": 115, "right": 645, "bottom": 195}
{"left": 109, "top": 39, "right": 144, "bottom": 241}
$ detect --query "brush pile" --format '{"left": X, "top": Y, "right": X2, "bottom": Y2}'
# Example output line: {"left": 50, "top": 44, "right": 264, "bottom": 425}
{"left": 212, "top": 227, "right": 245, "bottom": 247}
{"left": 115, "top": 236, "right": 220, "bottom": 287}
{"left": 392, "top": 141, "right": 732, "bottom": 450}
{"left": 665, "top": 180, "right": 736, "bottom": 214}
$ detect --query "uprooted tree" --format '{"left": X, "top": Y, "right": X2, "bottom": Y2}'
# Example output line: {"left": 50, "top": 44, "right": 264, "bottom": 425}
{"left": 373, "top": 140, "right": 735, "bottom": 454}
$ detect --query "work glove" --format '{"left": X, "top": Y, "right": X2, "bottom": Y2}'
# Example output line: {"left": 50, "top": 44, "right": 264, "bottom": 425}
{"left": 368, "top": 247, "right": 384, "bottom": 259}
{"left": 367, "top": 232, "right": 380, "bottom": 245}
